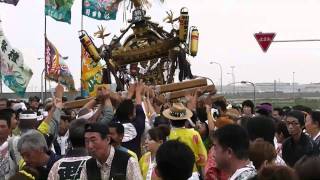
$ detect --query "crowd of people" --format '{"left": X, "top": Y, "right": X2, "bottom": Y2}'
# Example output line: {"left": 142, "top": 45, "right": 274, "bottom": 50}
{"left": 0, "top": 81, "right": 320, "bottom": 180}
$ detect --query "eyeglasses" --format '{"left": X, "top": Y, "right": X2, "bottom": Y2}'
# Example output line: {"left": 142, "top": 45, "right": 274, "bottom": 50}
{"left": 286, "top": 121, "right": 300, "bottom": 126}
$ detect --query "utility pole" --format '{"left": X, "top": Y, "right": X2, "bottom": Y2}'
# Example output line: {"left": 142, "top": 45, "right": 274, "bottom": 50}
{"left": 293, "top": 72, "right": 295, "bottom": 100}
{"left": 231, "top": 66, "right": 235, "bottom": 94}
{"left": 210, "top": 61, "right": 223, "bottom": 93}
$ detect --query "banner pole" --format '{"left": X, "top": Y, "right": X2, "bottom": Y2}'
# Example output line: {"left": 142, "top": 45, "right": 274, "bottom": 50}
{"left": 80, "top": 0, "right": 84, "bottom": 97}
{"left": 44, "top": 9, "right": 47, "bottom": 102}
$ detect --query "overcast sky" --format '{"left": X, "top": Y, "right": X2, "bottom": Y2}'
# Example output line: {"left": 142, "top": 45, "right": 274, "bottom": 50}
{"left": 1, "top": 0, "right": 320, "bottom": 93}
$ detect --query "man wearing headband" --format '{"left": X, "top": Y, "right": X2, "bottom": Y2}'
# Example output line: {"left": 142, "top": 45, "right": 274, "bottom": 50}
{"left": 80, "top": 122, "right": 142, "bottom": 180}
{"left": 163, "top": 103, "right": 207, "bottom": 180}
{"left": 18, "top": 110, "right": 38, "bottom": 134}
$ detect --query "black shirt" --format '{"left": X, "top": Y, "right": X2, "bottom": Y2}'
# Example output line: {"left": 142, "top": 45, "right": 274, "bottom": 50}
{"left": 282, "top": 133, "right": 319, "bottom": 167}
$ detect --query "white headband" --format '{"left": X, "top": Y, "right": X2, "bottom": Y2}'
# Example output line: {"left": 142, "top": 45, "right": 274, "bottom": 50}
{"left": 37, "top": 115, "right": 44, "bottom": 121}
{"left": 19, "top": 113, "right": 37, "bottom": 120}
{"left": 42, "top": 111, "right": 48, "bottom": 117}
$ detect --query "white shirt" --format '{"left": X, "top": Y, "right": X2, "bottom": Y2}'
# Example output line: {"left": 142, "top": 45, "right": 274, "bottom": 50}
{"left": 56, "top": 130, "right": 69, "bottom": 156}
{"left": 80, "top": 146, "right": 142, "bottom": 180}
{"left": 229, "top": 161, "right": 256, "bottom": 180}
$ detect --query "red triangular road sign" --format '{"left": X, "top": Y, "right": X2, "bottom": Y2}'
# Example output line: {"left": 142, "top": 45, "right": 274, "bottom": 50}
{"left": 254, "top": 32, "right": 276, "bottom": 53}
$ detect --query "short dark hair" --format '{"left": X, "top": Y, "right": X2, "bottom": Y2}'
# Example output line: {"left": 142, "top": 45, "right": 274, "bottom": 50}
{"left": 196, "top": 107, "right": 207, "bottom": 122}
{"left": 275, "top": 121, "right": 290, "bottom": 139}
{"left": 246, "top": 115, "right": 275, "bottom": 146}
{"left": 286, "top": 110, "right": 305, "bottom": 127}
{"left": 213, "top": 100, "right": 227, "bottom": 113}
{"left": 108, "top": 122, "right": 124, "bottom": 135}
{"left": 273, "top": 107, "right": 284, "bottom": 116}
{"left": 0, "top": 98, "right": 10, "bottom": 108}
{"left": 295, "top": 156, "right": 320, "bottom": 180}
{"left": 247, "top": 115, "right": 276, "bottom": 146}
{"left": 75, "top": 96, "right": 85, "bottom": 100}
{"left": 156, "top": 140, "right": 195, "bottom": 180}
{"left": 148, "top": 126, "right": 170, "bottom": 142}
{"left": 28, "top": 96, "right": 40, "bottom": 103}
{"left": 69, "top": 119, "right": 87, "bottom": 148}
{"left": 238, "top": 116, "right": 251, "bottom": 129}
{"left": 242, "top": 100, "right": 255, "bottom": 114}
{"left": 115, "top": 99, "right": 134, "bottom": 121}
{"left": 212, "top": 124, "right": 250, "bottom": 159}
{"left": 292, "top": 105, "right": 312, "bottom": 114}
{"left": 153, "top": 116, "right": 170, "bottom": 127}
{"left": 170, "top": 119, "right": 187, "bottom": 128}
{"left": 282, "top": 106, "right": 291, "bottom": 116}
{"left": 0, "top": 108, "right": 14, "bottom": 128}
{"left": 310, "top": 111, "right": 320, "bottom": 127}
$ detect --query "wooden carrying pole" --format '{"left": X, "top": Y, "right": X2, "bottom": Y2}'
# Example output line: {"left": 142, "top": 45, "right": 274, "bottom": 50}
{"left": 64, "top": 97, "right": 94, "bottom": 109}
{"left": 155, "top": 78, "right": 207, "bottom": 93}
{"left": 162, "top": 85, "right": 216, "bottom": 100}
{"left": 63, "top": 80, "right": 215, "bottom": 109}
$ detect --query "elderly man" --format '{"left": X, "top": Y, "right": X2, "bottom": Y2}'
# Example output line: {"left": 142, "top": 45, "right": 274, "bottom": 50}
{"left": 80, "top": 122, "right": 142, "bottom": 180}
{"left": 17, "top": 130, "right": 60, "bottom": 180}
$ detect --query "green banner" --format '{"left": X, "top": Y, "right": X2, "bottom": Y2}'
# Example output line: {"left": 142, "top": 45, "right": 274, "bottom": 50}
{"left": 45, "top": 0, "right": 75, "bottom": 24}
{"left": 82, "top": 0, "right": 120, "bottom": 21}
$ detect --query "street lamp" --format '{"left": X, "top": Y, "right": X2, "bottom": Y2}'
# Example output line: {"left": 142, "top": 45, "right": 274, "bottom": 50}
{"left": 241, "top": 81, "right": 256, "bottom": 105}
{"left": 210, "top": 61, "right": 223, "bottom": 94}
{"left": 193, "top": 75, "right": 215, "bottom": 86}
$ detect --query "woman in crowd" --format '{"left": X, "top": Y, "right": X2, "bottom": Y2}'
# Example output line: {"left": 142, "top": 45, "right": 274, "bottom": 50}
{"left": 139, "top": 126, "right": 170, "bottom": 180}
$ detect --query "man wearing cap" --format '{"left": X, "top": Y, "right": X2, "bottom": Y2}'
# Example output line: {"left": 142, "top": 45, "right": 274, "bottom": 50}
{"left": 163, "top": 103, "right": 207, "bottom": 180}
{"left": 80, "top": 122, "right": 143, "bottom": 180}
{"left": 282, "top": 110, "right": 319, "bottom": 167}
